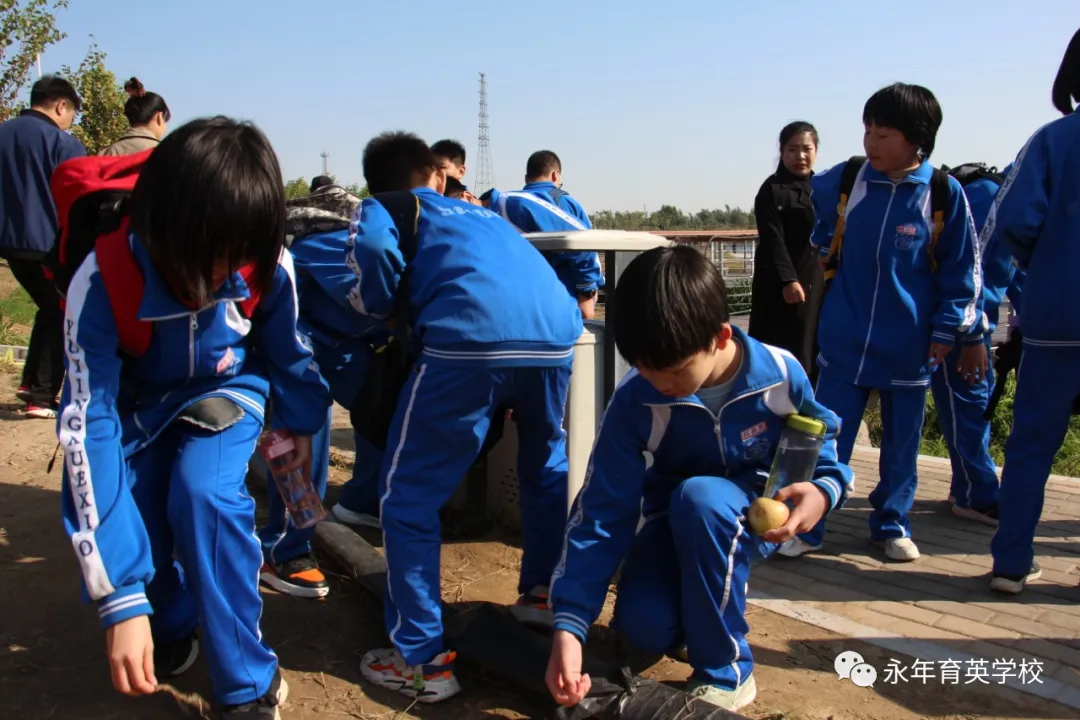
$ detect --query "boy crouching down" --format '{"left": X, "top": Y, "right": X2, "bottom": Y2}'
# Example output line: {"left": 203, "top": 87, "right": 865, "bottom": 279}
{"left": 545, "top": 246, "right": 854, "bottom": 711}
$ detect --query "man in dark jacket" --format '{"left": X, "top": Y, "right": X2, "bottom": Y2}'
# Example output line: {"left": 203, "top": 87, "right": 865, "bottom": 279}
{"left": 0, "top": 75, "right": 85, "bottom": 418}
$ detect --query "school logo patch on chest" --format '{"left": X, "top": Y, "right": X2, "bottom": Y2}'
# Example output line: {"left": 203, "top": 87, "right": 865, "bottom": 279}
{"left": 740, "top": 422, "right": 768, "bottom": 443}
{"left": 895, "top": 223, "right": 919, "bottom": 250}
{"left": 216, "top": 347, "right": 239, "bottom": 375}
{"left": 744, "top": 436, "right": 771, "bottom": 461}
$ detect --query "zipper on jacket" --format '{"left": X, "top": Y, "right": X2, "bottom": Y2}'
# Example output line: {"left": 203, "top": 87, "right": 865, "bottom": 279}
{"left": 661, "top": 380, "right": 783, "bottom": 468}
{"left": 854, "top": 183, "right": 897, "bottom": 385}
{"left": 189, "top": 313, "right": 198, "bottom": 379}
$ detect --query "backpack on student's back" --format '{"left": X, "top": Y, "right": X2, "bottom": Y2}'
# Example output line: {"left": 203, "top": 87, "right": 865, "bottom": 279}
{"left": 943, "top": 163, "right": 1004, "bottom": 189}
{"left": 45, "top": 150, "right": 262, "bottom": 357}
{"left": 821, "top": 155, "right": 951, "bottom": 290}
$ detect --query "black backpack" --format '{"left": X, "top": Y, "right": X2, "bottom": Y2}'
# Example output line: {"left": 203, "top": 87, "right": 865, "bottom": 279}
{"left": 821, "top": 156, "right": 951, "bottom": 290}
{"left": 943, "top": 163, "right": 1004, "bottom": 188}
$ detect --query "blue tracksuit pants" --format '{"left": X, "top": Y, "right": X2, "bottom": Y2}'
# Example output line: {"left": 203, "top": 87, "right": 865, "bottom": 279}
{"left": 930, "top": 338, "right": 999, "bottom": 510}
{"left": 260, "top": 345, "right": 382, "bottom": 563}
{"left": 381, "top": 361, "right": 572, "bottom": 666}
{"left": 611, "top": 474, "right": 777, "bottom": 689}
{"left": 799, "top": 366, "right": 927, "bottom": 544}
{"left": 131, "top": 409, "right": 277, "bottom": 706}
{"left": 991, "top": 343, "right": 1080, "bottom": 577}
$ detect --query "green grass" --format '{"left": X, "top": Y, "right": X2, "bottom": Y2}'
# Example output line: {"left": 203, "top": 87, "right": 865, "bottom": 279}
{"left": 864, "top": 375, "right": 1080, "bottom": 477}
{"left": 0, "top": 284, "right": 35, "bottom": 346}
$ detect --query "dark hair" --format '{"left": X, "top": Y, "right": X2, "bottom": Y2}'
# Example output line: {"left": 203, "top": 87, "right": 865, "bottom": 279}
{"left": 862, "top": 83, "right": 943, "bottom": 158}
{"left": 1052, "top": 29, "right": 1080, "bottom": 115}
{"left": 777, "top": 121, "right": 818, "bottom": 172}
{"left": 779, "top": 121, "right": 818, "bottom": 150}
{"left": 443, "top": 176, "right": 467, "bottom": 198}
{"left": 526, "top": 150, "right": 561, "bottom": 180}
{"left": 479, "top": 188, "right": 495, "bottom": 204}
{"left": 29, "top": 74, "right": 81, "bottom": 112}
{"left": 611, "top": 245, "right": 730, "bottom": 371}
{"left": 310, "top": 175, "right": 335, "bottom": 192}
{"left": 130, "top": 116, "right": 285, "bottom": 308}
{"left": 122, "top": 77, "right": 170, "bottom": 126}
{"left": 431, "top": 139, "right": 466, "bottom": 166}
{"left": 362, "top": 131, "right": 438, "bottom": 194}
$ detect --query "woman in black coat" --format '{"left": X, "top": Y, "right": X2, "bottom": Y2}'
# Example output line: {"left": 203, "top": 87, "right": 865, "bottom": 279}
{"left": 748, "top": 121, "right": 824, "bottom": 382}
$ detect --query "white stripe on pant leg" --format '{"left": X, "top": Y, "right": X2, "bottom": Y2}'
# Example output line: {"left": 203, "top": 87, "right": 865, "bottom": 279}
{"left": 940, "top": 368, "right": 974, "bottom": 506}
{"left": 718, "top": 518, "right": 745, "bottom": 686}
{"left": 378, "top": 364, "right": 428, "bottom": 647}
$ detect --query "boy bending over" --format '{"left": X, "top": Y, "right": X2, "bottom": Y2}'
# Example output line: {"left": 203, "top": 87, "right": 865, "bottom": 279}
{"left": 545, "top": 246, "right": 853, "bottom": 711}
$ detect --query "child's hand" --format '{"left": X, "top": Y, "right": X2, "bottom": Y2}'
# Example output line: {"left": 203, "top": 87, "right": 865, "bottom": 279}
{"left": 578, "top": 294, "right": 597, "bottom": 320}
{"left": 546, "top": 630, "right": 591, "bottom": 707}
{"left": 957, "top": 343, "right": 988, "bottom": 385}
{"left": 761, "top": 482, "right": 830, "bottom": 544}
{"left": 279, "top": 433, "right": 313, "bottom": 481}
{"left": 105, "top": 615, "right": 157, "bottom": 696}
{"left": 928, "top": 342, "right": 953, "bottom": 369}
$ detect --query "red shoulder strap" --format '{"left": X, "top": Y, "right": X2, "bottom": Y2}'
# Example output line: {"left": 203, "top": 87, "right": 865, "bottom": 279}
{"left": 95, "top": 221, "right": 152, "bottom": 357}
{"left": 236, "top": 263, "right": 262, "bottom": 317}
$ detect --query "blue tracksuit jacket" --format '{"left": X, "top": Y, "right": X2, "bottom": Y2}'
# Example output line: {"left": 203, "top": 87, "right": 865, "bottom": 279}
{"left": 549, "top": 329, "right": 852, "bottom": 643}
{"left": 346, "top": 186, "right": 583, "bottom": 367}
{"left": 291, "top": 228, "right": 386, "bottom": 362}
{"left": 982, "top": 116, "right": 1080, "bottom": 344}
{"left": 58, "top": 236, "right": 331, "bottom": 627}
{"left": 497, "top": 182, "right": 605, "bottom": 297}
{"left": 811, "top": 160, "right": 982, "bottom": 387}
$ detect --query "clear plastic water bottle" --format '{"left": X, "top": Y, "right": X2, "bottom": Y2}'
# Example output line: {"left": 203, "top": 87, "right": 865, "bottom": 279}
{"left": 762, "top": 415, "right": 828, "bottom": 499}
{"left": 258, "top": 429, "right": 327, "bottom": 529}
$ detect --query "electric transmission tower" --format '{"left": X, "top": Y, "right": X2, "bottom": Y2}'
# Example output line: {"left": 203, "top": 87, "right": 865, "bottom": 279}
{"left": 474, "top": 73, "right": 495, "bottom": 194}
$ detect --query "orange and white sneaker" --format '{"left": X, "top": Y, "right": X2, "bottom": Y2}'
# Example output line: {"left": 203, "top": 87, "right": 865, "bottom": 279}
{"left": 259, "top": 553, "right": 330, "bottom": 599}
{"left": 360, "top": 648, "right": 461, "bottom": 703}
{"left": 509, "top": 584, "right": 553, "bottom": 627}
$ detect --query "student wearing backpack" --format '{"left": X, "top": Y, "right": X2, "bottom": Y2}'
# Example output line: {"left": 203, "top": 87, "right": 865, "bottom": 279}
{"left": 749, "top": 121, "right": 824, "bottom": 381}
{"left": 499, "top": 150, "right": 603, "bottom": 320}
{"left": 55, "top": 117, "right": 331, "bottom": 718}
{"left": 349, "top": 132, "right": 582, "bottom": 703}
{"left": 258, "top": 188, "right": 384, "bottom": 599}
{"left": 985, "top": 28, "right": 1080, "bottom": 594}
{"left": 929, "top": 163, "right": 1022, "bottom": 526}
{"left": 778, "top": 83, "right": 982, "bottom": 562}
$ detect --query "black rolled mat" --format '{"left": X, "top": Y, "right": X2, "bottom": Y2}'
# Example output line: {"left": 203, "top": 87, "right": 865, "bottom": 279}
{"left": 314, "top": 521, "right": 749, "bottom": 720}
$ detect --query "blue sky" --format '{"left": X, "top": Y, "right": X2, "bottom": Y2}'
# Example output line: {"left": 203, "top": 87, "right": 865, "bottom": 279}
{"left": 34, "top": 0, "right": 1079, "bottom": 213}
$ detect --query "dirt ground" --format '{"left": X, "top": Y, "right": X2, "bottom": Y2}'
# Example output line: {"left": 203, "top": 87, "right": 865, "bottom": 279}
{"left": 0, "top": 368, "right": 1075, "bottom": 719}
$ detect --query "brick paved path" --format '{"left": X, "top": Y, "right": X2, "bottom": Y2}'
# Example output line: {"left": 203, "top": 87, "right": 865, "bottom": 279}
{"left": 749, "top": 447, "right": 1080, "bottom": 708}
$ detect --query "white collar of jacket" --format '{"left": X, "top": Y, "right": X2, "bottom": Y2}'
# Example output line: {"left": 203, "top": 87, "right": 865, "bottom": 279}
{"left": 862, "top": 158, "right": 934, "bottom": 186}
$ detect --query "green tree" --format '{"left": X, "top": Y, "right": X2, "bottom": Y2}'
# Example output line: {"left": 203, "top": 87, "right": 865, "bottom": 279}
{"left": 0, "top": 0, "right": 69, "bottom": 122}
{"left": 61, "top": 39, "right": 126, "bottom": 154}
{"left": 284, "top": 177, "right": 309, "bottom": 200}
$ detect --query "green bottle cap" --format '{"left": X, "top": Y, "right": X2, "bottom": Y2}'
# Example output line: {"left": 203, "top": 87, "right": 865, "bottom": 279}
{"left": 785, "top": 414, "right": 827, "bottom": 437}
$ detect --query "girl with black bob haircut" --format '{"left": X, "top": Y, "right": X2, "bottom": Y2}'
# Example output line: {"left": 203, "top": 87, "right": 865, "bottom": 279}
{"left": 100, "top": 77, "right": 170, "bottom": 156}
{"left": 748, "top": 120, "right": 823, "bottom": 381}
{"left": 57, "top": 115, "right": 331, "bottom": 718}
{"left": 985, "top": 28, "right": 1080, "bottom": 595}
{"left": 778, "top": 82, "right": 982, "bottom": 564}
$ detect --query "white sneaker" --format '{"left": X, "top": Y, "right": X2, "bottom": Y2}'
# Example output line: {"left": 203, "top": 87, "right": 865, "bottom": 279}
{"left": 776, "top": 537, "right": 822, "bottom": 558}
{"left": 331, "top": 502, "right": 382, "bottom": 530}
{"left": 876, "top": 537, "right": 920, "bottom": 562}
{"left": 990, "top": 562, "right": 1042, "bottom": 595}
{"left": 687, "top": 675, "right": 757, "bottom": 711}
{"left": 360, "top": 647, "right": 461, "bottom": 703}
